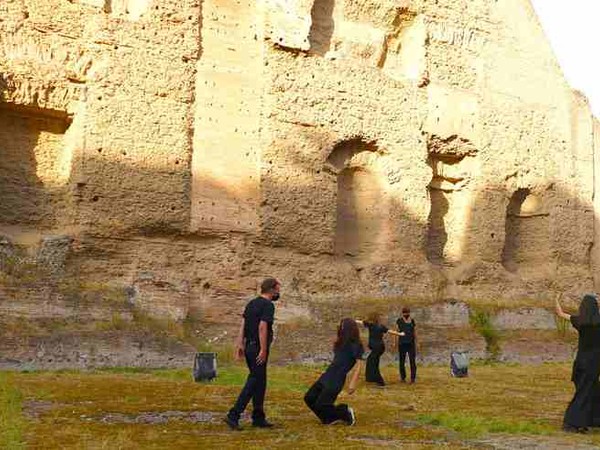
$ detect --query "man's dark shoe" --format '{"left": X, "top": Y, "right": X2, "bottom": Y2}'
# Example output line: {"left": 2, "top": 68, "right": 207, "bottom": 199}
{"left": 252, "top": 420, "right": 275, "bottom": 428}
{"left": 223, "top": 416, "right": 242, "bottom": 431}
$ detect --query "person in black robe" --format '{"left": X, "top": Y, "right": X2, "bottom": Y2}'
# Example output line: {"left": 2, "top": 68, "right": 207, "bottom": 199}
{"left": 355, "top": 313, "right": 404, "bottom": 386}
{"left": 555, "top": 293, "right": 600, "bottom": 433}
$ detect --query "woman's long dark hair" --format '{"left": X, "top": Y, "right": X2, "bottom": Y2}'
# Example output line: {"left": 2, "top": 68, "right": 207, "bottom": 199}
{"left": 577, "top": 294, "right": 600, "bottom": 326}
{"left": 334, "top": 318, "right": 363, "bottom": 352}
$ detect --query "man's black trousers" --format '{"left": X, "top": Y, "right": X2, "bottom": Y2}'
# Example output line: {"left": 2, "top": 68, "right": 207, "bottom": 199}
{"left": 228, "top": 341, "right": 268, "bottom": 422}
{"left": 399, "top": 343, "right": 417, "bottom": 382}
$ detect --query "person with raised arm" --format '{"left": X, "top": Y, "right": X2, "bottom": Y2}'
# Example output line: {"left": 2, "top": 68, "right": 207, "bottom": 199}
{"left": 555, "top": 293, "right": 600, "bottom": 433}
{"left": 355, "top": 313, "right": 404, "bottom": 386}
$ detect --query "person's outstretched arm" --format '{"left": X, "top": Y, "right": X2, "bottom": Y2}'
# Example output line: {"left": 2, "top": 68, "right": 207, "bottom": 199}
{"left": 355, "top": 319, "right": 364, "bottom": 326}
{"left": 347, "top": 360, "right": 363, "bottom": 395}
{"left": 386, "top": 330, "right": 405, "bottom": 337}
{"left": 555, "top": 293, "right": 570, "bottom": 321}
{"left": 235, "top": 319, "right": 245, "bottom": 360}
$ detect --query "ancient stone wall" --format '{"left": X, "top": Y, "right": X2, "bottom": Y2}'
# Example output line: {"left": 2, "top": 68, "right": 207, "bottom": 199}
{"left": 0, "top": 0, "right": 598, "bottom": 365}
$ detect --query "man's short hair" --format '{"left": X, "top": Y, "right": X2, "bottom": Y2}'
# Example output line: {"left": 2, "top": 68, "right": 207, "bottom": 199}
{"left": 402, "top": 306, "right": 410, "bottom": 313}
{"left": 260, "top": 277, "right": 280, "bottom": 294}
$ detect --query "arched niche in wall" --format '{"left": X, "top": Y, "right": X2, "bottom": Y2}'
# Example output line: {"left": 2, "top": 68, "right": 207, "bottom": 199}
{"left": 325, "top": 138, "right": 388, "bottom": 259}
{"left": 501, "top": 188, "right": 550, "bottom": 272}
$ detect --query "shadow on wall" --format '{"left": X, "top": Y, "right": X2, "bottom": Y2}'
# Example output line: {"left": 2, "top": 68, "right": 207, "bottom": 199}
{"left": 0, "top": 105, "right": 594, "bottom": 306}
{"left": 258, "top": 129, "right": 594, "bottom": 300}
{"left": 426, "top": 188, "right": 449, "bottom": 265}
{"left": 335, "top": 167, "right": 386, "bottom": 257}
{"left": 326, "top": 138, "right": 388, "bottom": 259}
{"left": 501, "top": 188, "right": 551, "bottom": 273}
{"left": 0, "top": 103, "right": 72, "bottom": 228}
{"left": 308, "top": 0, "right": 335, "bottom": 55}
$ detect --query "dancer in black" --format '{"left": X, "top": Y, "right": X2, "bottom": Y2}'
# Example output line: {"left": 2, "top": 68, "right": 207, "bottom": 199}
{"left": 555, "top": 293, "right": 600, "bottom": 433}
{"left": 224, "top": 278, "right": 281, "bottom": 431}
{"left": 397, "top": 307, "right": 417, "bottom": 383}
{"left": 304, "top": 318, "right": 364, "bottom": 425}
{"left": 355, "top": 313, "right": 404, "bottom": 386}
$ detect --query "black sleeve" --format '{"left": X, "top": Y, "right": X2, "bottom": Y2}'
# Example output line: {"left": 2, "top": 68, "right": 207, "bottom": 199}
{"left": 381, "top": 325, "right": 389, "bottom": 333}
{"left": 242, "top": 303, "right": 250, "bottom": 319}
{"left": 570, "top": 315, "right": 580, "bottom": 330}
{"left": 260, "top": 302, "right": 275, "bottom": 323}
{"left": 396, "top": 319, "right": 401, "bottom": 329}
{"left": 412, "top": 319, "right": 416, "bottom": 329}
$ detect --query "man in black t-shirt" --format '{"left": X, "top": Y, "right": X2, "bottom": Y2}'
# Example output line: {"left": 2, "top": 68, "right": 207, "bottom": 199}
{"left": 397, "top": 307, "right": 417, "bottom": 383}
{"left": 224, "top": 278, "right": 281, "bottom": 430}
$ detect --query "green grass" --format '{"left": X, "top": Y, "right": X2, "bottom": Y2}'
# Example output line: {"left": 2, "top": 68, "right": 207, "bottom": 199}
{"left": 417, "top": 412, "right": 553, "bottom": 437}
{"left": 0, "top": 373, "right": 25, "bottom": 449}
{"left": 7, "top": 362, "right": 600, "bottom": 449}
{"left": 469, "top": 309, "right": 501, "bottom": 359}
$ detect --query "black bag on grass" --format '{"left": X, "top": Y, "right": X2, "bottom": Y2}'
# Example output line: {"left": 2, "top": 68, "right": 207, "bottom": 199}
{"left": 450, "top": 351, "right": 468, "bottom": 378}
{"left": 193, "top": 352, "right": 217, "bottom": 382}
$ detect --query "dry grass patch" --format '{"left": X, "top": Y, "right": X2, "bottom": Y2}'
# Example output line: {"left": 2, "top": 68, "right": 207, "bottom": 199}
{"left": 8, "top": 363, "right": 600, "bottom": 449}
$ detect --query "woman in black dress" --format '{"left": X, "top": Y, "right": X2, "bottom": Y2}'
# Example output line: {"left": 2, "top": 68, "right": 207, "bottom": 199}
{"left": 304, "top": 318, "right": 364, "bottom": 425}
{"left": 555, "top": 293, "right": 600, "bottom": 432}
{"left": 356, "top": 313, "right": 404, "bottom": 386}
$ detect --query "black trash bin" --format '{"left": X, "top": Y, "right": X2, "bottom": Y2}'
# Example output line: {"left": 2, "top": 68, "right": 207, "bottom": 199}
{"left": 193, "top": 352, "right": 217, "bottom": 382}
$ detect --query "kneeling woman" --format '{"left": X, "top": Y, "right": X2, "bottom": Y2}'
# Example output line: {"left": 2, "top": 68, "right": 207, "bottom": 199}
{"left": 555, "top": 293, "right": 600, "bottom": 432}
{"left": 304, "top": 318, "right": 364, "bottom": 425}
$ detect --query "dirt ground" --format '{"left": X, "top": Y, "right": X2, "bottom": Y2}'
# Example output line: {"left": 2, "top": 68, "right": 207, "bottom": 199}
{"left": 2, "top": 362, "right": 600, "bottom": 449}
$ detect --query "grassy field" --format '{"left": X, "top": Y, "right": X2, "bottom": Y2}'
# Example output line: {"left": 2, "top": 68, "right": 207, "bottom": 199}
{"left": 3, "top": 362, "right": 600, "bottom": 449}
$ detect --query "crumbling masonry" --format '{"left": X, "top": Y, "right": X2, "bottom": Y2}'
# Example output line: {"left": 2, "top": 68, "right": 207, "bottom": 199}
{"left": 1, "top": 0, "right": 598, "bottom": 365}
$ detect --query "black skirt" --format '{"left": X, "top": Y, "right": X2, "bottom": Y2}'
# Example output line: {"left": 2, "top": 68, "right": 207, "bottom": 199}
{"left": 564, "top": 350, "right": 600, "bottom": 428}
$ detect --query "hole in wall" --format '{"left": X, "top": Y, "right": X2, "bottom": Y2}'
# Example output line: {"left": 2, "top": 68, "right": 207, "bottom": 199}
{"left": 426, "top": 188, "right": 449, "bottom": 265}
{"left": 335, "top": 167, "right": 384, "bottom": 258}
{"left": 424, "top": 143, "right": 476, "bottom": 265}
{"left": 308, "top": 0, "right": 335, "bottom": 56}
{"left": 501, "top": 189, "right": 550, "bottom": 272}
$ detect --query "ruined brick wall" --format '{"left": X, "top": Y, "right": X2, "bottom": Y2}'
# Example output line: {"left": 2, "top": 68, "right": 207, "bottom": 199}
{"left": 1, "top": 0, "right": 199, "bottom": 235}
{"left": 0, "top": 0, "right": 597, "bottom": 359}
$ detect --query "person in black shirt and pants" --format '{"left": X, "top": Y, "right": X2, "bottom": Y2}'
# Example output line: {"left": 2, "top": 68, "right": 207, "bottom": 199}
{"left": 355, "top": 313, "right": 404, "bottom": 386}
{"left": 555, "top": 293, "right": 600, "bottom": 433}
{"left": 304, "top": 318, "right": 364, "bottom": 425}
{"left": 397, "top": 306, "right": 417, "bottom": 383}
{"left": 224, "top": 278, "right": 281, "bottom": 430}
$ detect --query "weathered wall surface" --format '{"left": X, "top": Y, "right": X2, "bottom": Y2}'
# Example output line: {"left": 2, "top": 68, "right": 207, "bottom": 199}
{"left": 0, "top": 0, "right": 597, "bottom": 365}
{"left": 594, "top": 118, "right": 600, "bottom": 289}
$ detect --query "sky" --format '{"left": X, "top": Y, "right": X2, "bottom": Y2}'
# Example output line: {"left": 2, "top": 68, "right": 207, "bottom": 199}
{"left": 531, "top": 0, "right": 600, "bottom": 117}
